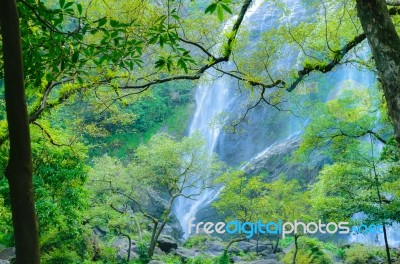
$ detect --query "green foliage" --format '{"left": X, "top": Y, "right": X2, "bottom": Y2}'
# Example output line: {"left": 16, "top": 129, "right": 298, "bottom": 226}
{"left": 87, "top": 133, "right": 222, "bottom": 259}
{"left": 0, "top": 198, "right": 12, "bottom": 244}
{"left": 187, "top": 255, "right": 216, "bottom": 264}
{"left": 154, "top": 254, "right": 182, "bottom": 264}
{"left": 86, "top": 81, "right": 194, "bottom": 159}
{"left": 137, "top": 241, "right": 150, "bottom": 263}
{"left": 343, "top": 244, "right": 374, "bottom": 264}
{"left": 281, "top": 237, "right": 333, "bottom": 264}
{"left": 0, "top": 124, "right": 90, "bottom": 260}
{"left": 213, "top": 171, "right": 268, "bottom": 223}
{"left": 298, "top": 88, "right": 399, "bottom": 227}
{"left": 218, "top": 251, "right": 230, "bottom": 264}
{"left": 279, "top": 237, "right": 295, "bottom": 249}
{"left": 184, "top": 235, "right": 211, "bottom": 249}
{"left": 205, "top": 0, "right": 233, "bottom": 22}
{"left": 41, "top": 247, "right": 82, "bottom": 264}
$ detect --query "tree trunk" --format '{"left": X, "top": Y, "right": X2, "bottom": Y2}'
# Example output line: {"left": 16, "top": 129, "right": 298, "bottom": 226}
{"left": 382, "top": 224, "right": 392, "bottom": 264}
{"left": 148, "top": 197, "right": 174, "bottom": 258}
{"left": 120, "top": 232, "right": 132, "bottom": 261}
{"left": 0, "top": 0, "right": 40, "bottom": 263}
{"left": 148, "top": 221, "right": 159, "bottom": 258}
{"left": 292, "top": 235, "right": 299, "bottom": 264}
{"left": 225, "top": 237, "right": 246, "bottom": 253}
{"left": 273, "top": 235, "right": 280, "bottom": 253}
{"left": 356, "top": 0, "right": 400, "bottom": 144}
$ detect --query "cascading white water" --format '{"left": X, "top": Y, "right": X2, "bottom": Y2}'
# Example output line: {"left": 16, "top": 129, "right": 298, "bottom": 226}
{"left": 174, "top": 76, "right": 235, "bottom": 239}
{"left": 173, "top": 0, "right": 400, "bottom": 247}
{"left": 174, "top": 0, "right": 265, "bottom": 238}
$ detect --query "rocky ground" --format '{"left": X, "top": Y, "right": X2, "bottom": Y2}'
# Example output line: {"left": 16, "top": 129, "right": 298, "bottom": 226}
{"left": 112, "top": 234, "right": 283, "bottom": 264}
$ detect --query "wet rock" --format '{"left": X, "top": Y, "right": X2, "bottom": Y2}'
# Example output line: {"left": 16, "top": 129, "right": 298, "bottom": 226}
{"left": 154, "top": 247, "right": 166, "bottom": 256}
{"left": 251, "top": 243, "right": 273, "bottom": 253}
{"left": 157, "top": 235, "right": 178, "bottom": 253}
{"left": 0, "top": 248, "right": 14, "bottom": 261}
{"left": 230, "top": 255, "right": 242, "bottom": 262}
{"left": 236, "top": 241, "right": 254, "bottom": 253}
{"left": 244, "top": 136, "right": 329, "bottom": 183}
{"left": 112, "top": 237, "right": 137, "bottom": 261}
{"left": 204, "top": 239, "right": 225, "bottom": 256}
{"left": 149, "top": 260, "right": 164, "bottom": 264}
{"left": 176, "top": 247, "right": 199, "bottom": 260}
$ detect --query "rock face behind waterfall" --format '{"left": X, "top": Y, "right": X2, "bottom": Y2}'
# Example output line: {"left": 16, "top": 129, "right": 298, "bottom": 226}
{"left": 243, "top": 135, "right": 330, "bottom": 183}
{"left": 195, "top": 135, "right": 330, "bottom": 223}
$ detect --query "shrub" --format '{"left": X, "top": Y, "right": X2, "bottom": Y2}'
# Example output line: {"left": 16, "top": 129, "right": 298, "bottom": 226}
{"left": 187, "top": 255, "right": 216, "bottom": 264}
{"left": 281, "top": 237, "right": 333, "bottom": 264}
{"left": 344, "top": 244, "right": 373, "bottom": 264}
{"left": 137, "top": 241, "right": 150, "bottom": 263}
{"left": 183, "top": 235, "right": 210, "bottom": 249}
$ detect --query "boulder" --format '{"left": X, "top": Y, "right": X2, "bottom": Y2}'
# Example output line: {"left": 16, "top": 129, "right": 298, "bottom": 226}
{"left": 236, "top": 241, "right": 254, "bottom": 253}
{"left": 149, "top": 260, "right": 164, "bottom": 264}
{"left": 112, "top": 237, "right": 137, "bottom": 261}
{"left": 251, "top": 243, "right": 273, "bottom": 253}
{"left": 230, "top": 255, "right": 242, "bottom": 263}
{"left": 0, "top": 248, "right": 14, "bottom": 260}
{"left": 157, "top": 235, "right": 178, "bottom": 253}
{"left": 204, "top": 239, "right": 225, "bottom": 256}
{"left": 154, "top": 247, "right": 166, "bottom": 256}
{"left": 176, "top": 247, "right": 199, "bottom": 261}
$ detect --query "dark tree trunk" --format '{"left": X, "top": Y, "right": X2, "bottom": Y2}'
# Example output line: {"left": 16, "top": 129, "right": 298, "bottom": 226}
{"left": 0, "top": 1, "right": 40, "bottom": 263}
{"left": 273, "top": 235, "right": 280, "bottom": 253}
{"left": 292, "top": 235, "right": 299, "bottom": 264}
{"left": 356, "top": 0, "right": 400, "bottom": 145}
{"left": 382, "top": 224, "right": 392, "bottom": 264}
{"left": 120, "top": 232, "right": 132, "bottom": 261}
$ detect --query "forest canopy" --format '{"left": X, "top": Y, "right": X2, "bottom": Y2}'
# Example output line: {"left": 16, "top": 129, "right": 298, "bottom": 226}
{"left": 0, "top": 0, "right": 400, "bottom": 263}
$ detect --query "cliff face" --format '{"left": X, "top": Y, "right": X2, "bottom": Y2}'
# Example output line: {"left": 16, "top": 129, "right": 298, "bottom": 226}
{"left": 243, "top": 135, "right": 330, "bottom": 184}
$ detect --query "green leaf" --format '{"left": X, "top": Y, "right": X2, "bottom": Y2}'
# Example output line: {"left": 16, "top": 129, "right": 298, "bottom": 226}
{"left": 98, "top": 18, "right": 107, "bottom": 27}
{"left": 59, "top": 0, "right": 65, "bottom": 8}
{"left": 71, "top": 52, "right": 79, "bottom": 63}
{"left": 221, "top": 3, "right": 232, "bottom": 14}
{"left": 217, "top": 5, "right": 224, "bottom": 22}
{"left": 76, "top": 3, "right": 82, "bottom": 14}
{"left": 110, "top": 20, "right": 119, "bottom": 28}
{"left": 205, "top": 3, "right": 217, "bottom": 14}
{"left": 64, "top": 2, "right": 74, "bottom": 9}
{"left": 178, "top": 59, "right": 188, "bottom": 73}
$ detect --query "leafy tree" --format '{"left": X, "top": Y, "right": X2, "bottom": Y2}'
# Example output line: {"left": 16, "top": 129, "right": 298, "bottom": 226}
{"left": 262, "top": 178, "right": 312, "bottom": 264}
{"left": 0, "top": 123, "right": 90, "bottom": 262}
{"left": 213, "top": 171, "right": 268, "bottom": 252}
{"left": 0, "top": 0, "right": 249, "bottom": 260}
{"left": 298, "top": 89, "right": 400, "bottom": 264}
{"left": 87, "top": 133, "right": 222, "bottom": 261}
{"left": 0, "top": 0, "right": 39, "bottom": 262}
{"left": 213, "top": 171, "right": 312, "bottom": 263}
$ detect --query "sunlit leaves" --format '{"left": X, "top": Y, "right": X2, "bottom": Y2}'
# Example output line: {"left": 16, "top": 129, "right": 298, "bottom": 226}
{"left": 205, "top": 0, "right": 232, "bottom": 22}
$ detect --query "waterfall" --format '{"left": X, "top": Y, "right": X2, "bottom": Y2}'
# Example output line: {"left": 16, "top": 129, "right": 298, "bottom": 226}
{"left": 173, "top": 0, "right": 400, "bottom": 247}
{"left": 173, "top": 0, "right": 265, "bottom": 238}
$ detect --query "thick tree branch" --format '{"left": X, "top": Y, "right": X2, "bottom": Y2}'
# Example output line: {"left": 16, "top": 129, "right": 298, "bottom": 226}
{"left": 287, "top": 33, "right": 366, "bottom": 92}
